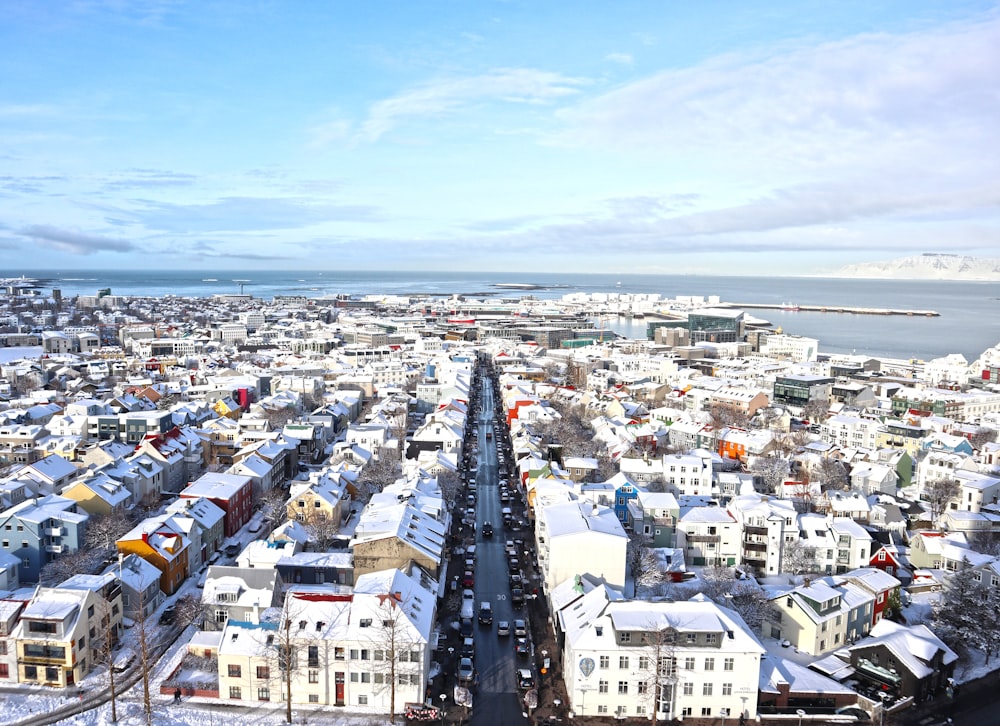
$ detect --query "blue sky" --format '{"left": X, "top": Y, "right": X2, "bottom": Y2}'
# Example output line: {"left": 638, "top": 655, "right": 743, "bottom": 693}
{"left": 1, "top": 0, "right": 998, "bottom": 274}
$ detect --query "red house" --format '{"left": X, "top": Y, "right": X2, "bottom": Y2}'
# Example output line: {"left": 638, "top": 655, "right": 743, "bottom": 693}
{"left": 180, "top": 472, "right": 253, "bottom": 537}
{"left": 869, "top": 542, "right": 905, "bottom": 579}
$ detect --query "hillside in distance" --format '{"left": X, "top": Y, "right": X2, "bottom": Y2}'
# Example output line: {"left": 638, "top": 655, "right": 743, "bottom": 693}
{"left": 831, "top": 254, "right": 1000, "bottom": 281}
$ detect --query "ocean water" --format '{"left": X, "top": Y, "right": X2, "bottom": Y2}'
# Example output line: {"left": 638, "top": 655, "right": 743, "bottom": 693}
{"left": 6, "top": 269, "right": 999, "bottom": 362}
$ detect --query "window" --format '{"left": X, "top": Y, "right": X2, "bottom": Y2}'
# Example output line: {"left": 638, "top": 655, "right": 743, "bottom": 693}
{"left": 682, "top": 707, "right": 692, "bottom": 717}
{"left": 706, "top": 633, "right": 718, "bottom": 644}
{"left": 618, "top": 681, "right": 628, "bottom": 695}
{"left": 24, "top": 665, "right": 37, "bottom": 680}
{"left": 597, "top": 705, "right": 608, "bottom": 714}
{"left": 684, "top": 657, "right": 695, "bottom": 670}
{"left": 257, "top": 687, "right": 270, "bottom": 701}
{"left": 599, "top": 655, "right": 609, "bottom": 669}
{"left": 360, "top": 618, "right": 372, "bottom": 628}
{"left": 638, "top": 656, "right": 649, "bottom": 670}
{"left": 598, "top": 680, "right": 608, "bottom": 694}
{"left": 703, "top": 683, "right": 713, "bottom": 696}
{"left": 683, "top": 682, "right": 694, "bottom": 696}
{"left": 350, "top": 673, "right": 359, "bottom": 683}
{"left": 229, "top": 686, "right": 242, "bottom": 699}
{"left": 620, "top": 631, "right": 631, "bottom": 644}
{"left": 721, "top": 708, "right": 731, "bottom": 717}
{"left": 256, "top": 666, "right": 270, "bottom": 680}
{"left": 215, "top": 610, "right": 228, "bottom": 624}
{"left": 350, "top": 649, "right": 359, "bottom": 660}
{"left": 308, "top": 670, "right": 319, "bottom": 684}
{"left": 619, "top": 656, "right": 629, "bottom": 669}
{"left": 724, "top": 657, "right": 734, "bottom": 671}
{"left": 308, "top": 645, "right": 319, "bottom": 667}
{"left": 702, "top": 707, "right": 712, "bottom": 716}
{"left": 705, "top": 657, "right": 715, "bottom": 671}
{"left": 228, "top": 665, "right": 242, "bottom": 678}
{"left": 0, "top": 664, "right": 7, "bottom": 678}
{"left": 358, "top": 695, "right": 368, "bottom": 705}
{"left": 722, "top": 683, "right": 733, "bottom": 696}
{"left": 308, "top": 694, "right": 319, "bottom": 703}
{"left": 360, "top": 649, "right": 370, "bottom": 660}
{"left": 335, "top": 647, "right": 345, "bottom": 660}
{"left": 79, "top": 636, "right": 85, "bottom": 649}
{"left": 686, "top": 633, "right": 697, "bottom": 644}
{"left": 361, "top": 672, "right": 371, "bottom": 683}
{"left": 637, "top": 681, "right": 648, "bottom": 695}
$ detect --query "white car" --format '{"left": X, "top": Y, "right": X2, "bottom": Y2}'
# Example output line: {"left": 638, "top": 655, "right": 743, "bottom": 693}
{"left": 457, "top": 657, "right": 475, "bottom": 682}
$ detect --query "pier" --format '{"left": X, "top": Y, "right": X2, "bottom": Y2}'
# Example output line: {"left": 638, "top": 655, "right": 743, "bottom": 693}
{"left": 719, "top": 303, "right": 939, "bottom": 317}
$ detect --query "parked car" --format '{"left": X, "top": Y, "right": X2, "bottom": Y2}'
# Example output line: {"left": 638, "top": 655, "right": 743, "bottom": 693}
{"left": 224, "top": 543, "right": 240, "bottom": 557}
{"left": 513, "top": 619, "right": 527, "bottom": 637}
{"left": 457, "top": 657, "right": 475, "bottom": 682}
{"left": 159, "top": 604, "right": 177, "bottom": 625}
{"left": 497, "top": 620, "right": 511, "bottom": 637}
{"left": 511, "top": 588, "right": 525, "bottom": 607}
{"left": 461, "top": 637, "right": 475, "bottom": 658}
{"left": 509, "top": 573, "right": 523, "bottom": 588}
{"left": 515, "top": 637, "right": 530, "bottom": 657}
{"left": 517, "top": 668, "right": 535, "bottom": 690}
{"left": 462, "top": 571, "right": 475, "bottom": 588}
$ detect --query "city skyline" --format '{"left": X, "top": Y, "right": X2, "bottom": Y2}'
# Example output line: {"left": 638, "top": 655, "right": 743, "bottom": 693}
{"left": 1, "top": 0, "right": 997, "bottom": 274}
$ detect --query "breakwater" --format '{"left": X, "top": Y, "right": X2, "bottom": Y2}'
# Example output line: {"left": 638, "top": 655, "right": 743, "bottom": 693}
{"left": 720, "top": 303, "right": 939, "bottom": 317}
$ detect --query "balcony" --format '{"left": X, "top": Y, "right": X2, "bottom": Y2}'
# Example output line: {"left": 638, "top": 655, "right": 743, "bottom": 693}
{"left": 45, "top": 544, "right": 64, "bottom": 554}
{"left": 44, "top": 527, "right": 65, "bottom": 537}
{"left": 684, "top": 534, "right": 720, "bottom": 544}
{"left": 745, "top": 525, "right": 768, "bottom": 536}
{"left": 744, "top": 541, "right": 768, "bottom": 552}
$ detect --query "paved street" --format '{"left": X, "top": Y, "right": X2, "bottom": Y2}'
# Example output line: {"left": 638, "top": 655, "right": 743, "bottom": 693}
{"left": 470, "top": 372, "right": 529, "bottom": 726}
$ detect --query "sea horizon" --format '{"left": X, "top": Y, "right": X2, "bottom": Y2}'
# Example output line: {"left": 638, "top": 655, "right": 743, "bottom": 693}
{"left": 3, "top": 268, "right": 999, "bottom": 363}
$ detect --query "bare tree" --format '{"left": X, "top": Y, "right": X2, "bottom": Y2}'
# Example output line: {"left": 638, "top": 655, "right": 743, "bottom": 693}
{"left": 364, "top": 593, "right": 423, "bottom": 724}
{"left": 39, "top": 548, "right": 104, "bottom": 586}
{"left": 925, "top": 477, "right": 961, "bottom": 522}
{"left": 259, "top": 486, "right": 289, "bottom": 530}
{"left": 709, "top": 403, "right": 750, "bottom": 431}
{"left": 970, "top": 426, "right": 999, "bottom": 450}
{"left": 84, "top": 508, "right": 136, "bottom": 559}
{"left": 751, "top": 455, "right": 789, "bottom": 494}
{"left": 782, "top": 539, "right": 820, "bottom": 576}
{"left": 801, "top": 397, "right": 830, "bottom": 423}
{"left": 812, "top": 457, "right": 849, "bottom": 491}
{"left": 302, "top": 509, "right": 342, "bottom": 551}
{"left": 635, "top": 622, "right": 677, "bottom": 726}
{"left": 436, "top": 469, "right": 463, "bottom": 508}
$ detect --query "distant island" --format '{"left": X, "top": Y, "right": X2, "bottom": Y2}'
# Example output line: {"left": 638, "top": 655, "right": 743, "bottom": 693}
{"left": 831, "top": 253, "right": 1000, "bottom": 281}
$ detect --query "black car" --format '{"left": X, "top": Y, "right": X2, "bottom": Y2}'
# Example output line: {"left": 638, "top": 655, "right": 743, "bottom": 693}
{"left": 159, "top": 604, "right": 177, "bottom": 625}
{"left": 482, "top": 522, "right": 493, "bottom": 537}
{"left": 511, "top": 588, "right": 525, "bottom": 607}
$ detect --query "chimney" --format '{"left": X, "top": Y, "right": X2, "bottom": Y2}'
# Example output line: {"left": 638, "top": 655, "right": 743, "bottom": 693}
{"left": 141, "top": 532, "right": 148, "bottom": 544}
{"left": 591, "top": 503, "right": 599, "bottom": 517}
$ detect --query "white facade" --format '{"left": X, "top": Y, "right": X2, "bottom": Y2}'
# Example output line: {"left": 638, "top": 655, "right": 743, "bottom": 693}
{"left": 563, "top": 594, "right": 763, "bottom": 721}
{"left": 536, "top": 500, "right": 628, "bottom": 594}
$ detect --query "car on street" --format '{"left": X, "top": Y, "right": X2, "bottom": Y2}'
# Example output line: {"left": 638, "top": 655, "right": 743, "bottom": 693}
{"left": 515, "top": 637, "right": 530, "bottom": 657}
{"left": 511, "top": 588, "right": 525, "bottom": 607}
{"left": 517, "top": 668, "right": 535, "bottom": 690}
{"left": 509, "top": 573, "right": 523, "bottom": 589}
{"left": 497, "top": 620, "right": 511, "bottom": 637}
{"left": 461, "top": 637, "right": 475, "bottom": 658}
{"left": 478, "top": 601, "right": 493, "bottom": 626}
{"left": 457, "top": 657, "right": 475, "bottom": 682}
{"left": 462, "top": 571, "right": 475, "bottom": 588}
{"left": 482, "top": 522, "right": 493, "bottom": 537}
{"left": 159, "top": 604, "right": 177, "bottom": 625}
{"left": 224, "top": 543, "right": 240, "bottom": 557}
{"left": 462, "top": 588, "right": 475, "bottom": 603}
{"left": 513, "top": 619, "right": 527, "bottom": 637}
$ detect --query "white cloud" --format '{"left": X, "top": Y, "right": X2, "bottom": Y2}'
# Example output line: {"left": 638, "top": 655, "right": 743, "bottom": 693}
{"left": 358, "top": 68, "right": 590, "bottom": 142}
{"left": 605, "top": 52, "right": 633, "bottom": 66}
{"left": 21, "top": 224, "right": 135, "bottom": 255}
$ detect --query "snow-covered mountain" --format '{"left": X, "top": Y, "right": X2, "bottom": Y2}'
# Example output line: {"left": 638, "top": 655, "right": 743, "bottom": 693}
{"left": 832, "top": 254, "right": 1000, "bottom": 281}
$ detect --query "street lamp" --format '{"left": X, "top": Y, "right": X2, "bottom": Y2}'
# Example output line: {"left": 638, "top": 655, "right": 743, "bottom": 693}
{"left": 796, "top": 708, "right": 806, "bottom": 726}
{"left": 879, "top": 691, "right": 890, "bottom": 726}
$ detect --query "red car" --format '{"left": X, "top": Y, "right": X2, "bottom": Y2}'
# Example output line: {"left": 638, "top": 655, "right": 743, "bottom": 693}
{"left": 462, "top": 571, "right": 475, "bottom": 588}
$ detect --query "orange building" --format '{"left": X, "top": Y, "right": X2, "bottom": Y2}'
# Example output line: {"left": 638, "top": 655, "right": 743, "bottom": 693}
{"left": 116, "top": 514, "right": 190, "bottom": 595}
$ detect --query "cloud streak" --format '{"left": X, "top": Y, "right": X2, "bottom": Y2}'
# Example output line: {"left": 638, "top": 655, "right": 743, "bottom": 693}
{"left": 359, "top": 68, "right": 590, "bottom": 142}
{"left": 21, "top": 224, "right": 135, "bottom": 254}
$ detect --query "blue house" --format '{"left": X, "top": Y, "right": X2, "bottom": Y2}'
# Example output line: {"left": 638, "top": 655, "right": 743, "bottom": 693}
{"left": 614, "top": 481, "right": 639, "bottom": 524}
{"left": 0, "top": 495, "right": 89, "bottom": 583}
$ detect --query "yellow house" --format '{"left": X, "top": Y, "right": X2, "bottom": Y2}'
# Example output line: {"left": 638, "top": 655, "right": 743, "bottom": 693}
{"left": 117, "top": 515, "right": 190, "bottom": 595}
{"left": 13, "top": 573, "right": 123, "bottom": 688}
{"left": 61, "top": 473, "right": 132, "bottom": 516}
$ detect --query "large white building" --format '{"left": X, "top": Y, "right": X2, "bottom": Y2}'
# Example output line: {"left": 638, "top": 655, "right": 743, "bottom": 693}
{"left": 535, "top": 500, "right": 628, "bottom": 595}
{"left": 562, "top": 591, "right": 764, "bottom": 721}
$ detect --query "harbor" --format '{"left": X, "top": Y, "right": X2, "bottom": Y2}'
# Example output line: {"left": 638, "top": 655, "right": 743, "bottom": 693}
{"left": 719, "top": 302, "right": 939, "bottom": 317}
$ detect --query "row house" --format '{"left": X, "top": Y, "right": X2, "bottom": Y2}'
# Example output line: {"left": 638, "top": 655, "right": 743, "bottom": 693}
{"left": 134, "top": 425, "right": 205, "bottom": 493}
{"left": 117, "top": 514, "right": 191, "bottom": 595}
{"left": 726, "top": 495, "right": 798, "bottom": 576}
{"left": 765, "top": 577, "right": 874, "bottom": 656}
{"left": 288, "top": 468, "right": 351, "bottom": 529}
{"left": 675, "top": 506, "right": 739, "bottom": 567}
{"left": 107, "top": 553, "right": 163, "bottom": 622}
{"left": 0, "top": 495, "right": 89, "bottom": 583}
{"left": 60, "top": 471, "right": 132, "bottom": 516}
{"left": 717, "top": 428, "right": 776, "bottom": 464}
{"left": 845, "top": 620, "right": 956, "bottom": 701}
{"left": 350, "top": 503, "right": 446, "bottom": 579}
{"left": 535, "top": 500, "right": 628, "bottom": 596}
{"left": 165, "top": 496, "right": 226, "bottom": 566}
{"left": 821, "top": 414, "right": 883, "bottom": 452}
{"left": 562, "top": 592, "right": 764, "bottom": 721}
{"left": 202, "top": 566, "right": 284, "bottom": 631}
{"left": 217, "top": 568, "right": 435, "bottom": 714}
{"left": 628, "top": 491, "right": 680, "bottom": 547}
{"left": 180, "top": 472, "right": 253, "bottom": 538}
{"left": 797, "top": 514, "right": 874, "bottom": 575}
{"left": 11, "top": 575, "right": 123, "bottom": 687}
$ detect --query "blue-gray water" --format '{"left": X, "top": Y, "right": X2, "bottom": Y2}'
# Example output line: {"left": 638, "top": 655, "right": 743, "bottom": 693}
{"left": 6, "top": 269, "right": 999, "bottom": 363}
